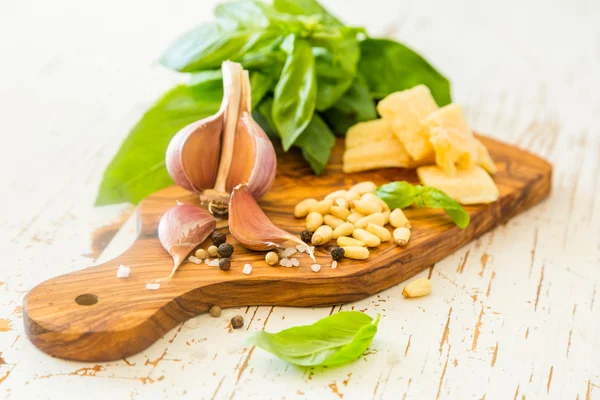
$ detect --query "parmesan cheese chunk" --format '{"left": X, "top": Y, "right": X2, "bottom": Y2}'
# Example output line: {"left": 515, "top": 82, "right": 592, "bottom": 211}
{"left": 343, "top": 139, "right": 415, "bottom": 173}
{"left": 377, "top": 85, "right": 439, "bottom": 161}
{"left": 346, "top": 119, "right": 395, "bottom": 149}
{"left": 417, "top": 165, "right": 499, "bottom": 205}
{"left": 424, "top": 104, "right": 478, "bottom": 175}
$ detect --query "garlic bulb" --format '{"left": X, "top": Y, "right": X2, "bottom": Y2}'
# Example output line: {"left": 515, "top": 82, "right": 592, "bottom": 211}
{"left": 157, "top": 203, "right": 216, "bottom": 281}
{"left": 165, "top": 61, "right": 277, "bottom": 213}
{"left": 229, "top": 184, "right": 310, "bottom": 255}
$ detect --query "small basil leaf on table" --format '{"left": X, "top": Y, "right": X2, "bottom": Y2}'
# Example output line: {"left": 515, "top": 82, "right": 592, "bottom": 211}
{"left": 376, "top": 181, "right": 470, "bottom": 228}
{"left": 246, "top": 311, "right": 380, "bottom": 367}
{"left": 273, "top": 34, "right": 317, "bottom": 151}
{"left": 358, "top": 38, "right": 452, "bottom": 106}
{"left": 321, "top": 74, "right": 377, "bottom": 135}
{"left": 95, "top": 80, "right": 223, "bottom": 205}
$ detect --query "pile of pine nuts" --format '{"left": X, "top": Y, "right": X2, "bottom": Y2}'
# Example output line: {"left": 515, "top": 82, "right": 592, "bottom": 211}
{"left": 294, "top": 181, "right": 412, "bottom": 260}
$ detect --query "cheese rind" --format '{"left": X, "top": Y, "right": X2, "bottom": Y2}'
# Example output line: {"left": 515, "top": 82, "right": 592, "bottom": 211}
{"left": 417, "top": 165, "right": 499, "bottom": 205}
{"left": 377, "top": 85, "right": 439, "bottom": 161}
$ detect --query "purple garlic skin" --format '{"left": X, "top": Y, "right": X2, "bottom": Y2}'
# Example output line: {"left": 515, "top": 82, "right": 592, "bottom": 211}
{"left": 158, "top": 204, "right": 216, "bottom": 280}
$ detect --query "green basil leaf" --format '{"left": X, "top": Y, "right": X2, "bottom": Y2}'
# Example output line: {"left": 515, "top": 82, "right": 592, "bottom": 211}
{"left": 273, "top": 0, "right": 343, "bottom": 26}
{"left": 419, "top": 187, "right": 470, "bottom": 229}
{"left": 214, "top": 0, "right": 274, "bottom": 30}
{"left": 321, "top": 74, "right": 377, "bottom": 135}
{"left": 246, "top": 311, "right": 380, "bottom": 367}
{"left": 95, "top": 81, "right": 223, "bottom": 205}
{"left": 376, "top": 181, "right": 470, "bottom": 228}
{"left": 250, "top": 71, "right": 278, "bottom": 108}
{"left": 293, "top": 113, "right": 336, "bottom": 175}
{"left": 358, "top": 38, "right": 452, "bottom": 106}
{"left": 272, "top": 34, "right": 317, "bottom": 151}
{"left": 375, "top": 181, "right": 420, "bottom": 209}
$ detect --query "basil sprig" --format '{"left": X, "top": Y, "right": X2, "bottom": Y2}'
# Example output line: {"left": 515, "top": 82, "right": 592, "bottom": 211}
{"left": 96, "top": 0, "right": 452, "bottom": 205}
{"left": 376, "top": 182, "right": 470, "bottom": 229}
{"left": 247, "top": 311, "right": 380, "bottom": 367}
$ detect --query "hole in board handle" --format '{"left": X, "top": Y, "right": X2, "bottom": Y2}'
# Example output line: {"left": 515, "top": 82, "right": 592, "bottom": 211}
{"left": 75, "top": 294, "right": 99, "bottom": 306}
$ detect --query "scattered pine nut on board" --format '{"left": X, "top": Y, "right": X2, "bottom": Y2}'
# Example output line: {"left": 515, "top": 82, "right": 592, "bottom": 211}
{"left": 23, "top": 136, "right": 551, "bottom": 361}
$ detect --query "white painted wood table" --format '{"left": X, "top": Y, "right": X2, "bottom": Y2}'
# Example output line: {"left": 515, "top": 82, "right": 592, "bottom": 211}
{"left": 1, "top": 0, "right": 598, "bottom": 398}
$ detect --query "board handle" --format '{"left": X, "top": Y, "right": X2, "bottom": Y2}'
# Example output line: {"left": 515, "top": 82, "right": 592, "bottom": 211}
{"left": 22, "top": 240, "right": 218, "bottom": 361}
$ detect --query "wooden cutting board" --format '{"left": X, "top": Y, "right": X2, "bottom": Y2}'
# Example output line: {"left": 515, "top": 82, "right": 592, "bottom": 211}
{"left": 23, "top": 135, "right": 551, "bottom": 361}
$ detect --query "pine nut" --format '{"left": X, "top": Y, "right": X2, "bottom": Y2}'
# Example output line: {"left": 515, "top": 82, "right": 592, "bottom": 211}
{"left": 265, "top": 251, "right": 279, "bottom": 266}
{"left": 325, "top": 190, "right": 347, "bottom": 200}
{"left": 306, "top": 212, "right": 324, "bottom": 232}
{"left": 324, "top": 215, "right": 345, "bottom": 229}
{"left": 350, "top": 181, "right": 377, "bottom": 194}
{"left": 352, "top": 228, "right": 381, "bottom": 247}
{"left": 361, "top": 193, "right": 389, "bottom": 211}
{"left": 402, "top": 278, "right": 432, "bottom": 298}
{"left": 337, "top": 236, "right": 365, "bottom": 247}
{"left": 355, "top": 212, "right": 386, "bottom": 229}
{"left": 347, "top": 211, "right": 364, "bottom": 224}
{"left": 330, "top": 206, "right": 351, "bottom": 220}
{"left": 366, "top": 223, "right": 392, "bottom": 242}
{"left": 382, "top": 210, "right": 390, "bottom": 225}
{"left": 390, "top": 208, "right": 411, "bottom": 229}
{"left": 333, "top": 222, "right": 355, "bottom": 239}
{"left": 344, "top": 190, "right": 360, "bottom": 201}
{"left": 309, "top": 199, "right": 334, "bottom": 215}
{"left": 334, "top": 198, "right": 348, "bottom": 209}
{"left": 311, "top": 225, "right": 333, "bottom": 245}
{"left": 349, "top": 199, "right": 382, "bottom": 215}
{"left": 342, "top": 246, "right": 370, "bottom": 260}
{"left": 294, "top": 198, "right": 317, "bottom": 218}
{"left": 393, "top": 227, "right": 411, "bottom": 245}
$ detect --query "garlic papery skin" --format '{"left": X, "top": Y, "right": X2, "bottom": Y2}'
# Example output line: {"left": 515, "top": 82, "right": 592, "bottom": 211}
{"left": 157, "top": 203, "right": 216, "bottom": 281}
{"left": 229, "top": 184, "right": 309, "bottom": 255}
{"left": 226, "top": 71, "right": 277, "bottom": 199}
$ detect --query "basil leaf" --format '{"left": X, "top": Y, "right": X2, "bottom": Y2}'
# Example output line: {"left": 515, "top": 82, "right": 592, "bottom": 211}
{"left": 375, "top": 181, "right": 420, "bottom": 209}
{"left": 249, "top": 71, "right": 278, "bottom": 108}
{"left": 419, "top": 187, "right": 470, "bottom": 229}
{"left": 272, "top": 34, "right": 317, "bottom": 151}
{"left": 321, "top": 74, "right": 377, "bottom": 135}
{"left": 376, "top": 181, "right": 470, "bottom": 228}
{"left": 214, "top": 0, "right": 274, "bottom": 30}
{"left": 358, "top": 38, "right": 452, "bottom": 106}
{"left": 95, "top": 81, "right": 222, "bottom": 205}
{"left": 293, "top": 113, "right": 336, "bottom": 175}
{"left": 246, "top": 311, "right": 380, "bottom": 367}
{"left": 273, "top": 0, "right": 343, "bottom": 26}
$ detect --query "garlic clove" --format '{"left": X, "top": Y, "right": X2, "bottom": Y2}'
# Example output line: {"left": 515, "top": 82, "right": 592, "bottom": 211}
{"left": 226, "top": 70, "right": 276, "bottom": 200}
{"left": 157, "top": 203, "right": 216, "bottom": 281}
{"left": 229, "top": 184, "right": 313, "bottom": 259}
{"left": 165, "top": 116, "right": 223, "bottom": 193}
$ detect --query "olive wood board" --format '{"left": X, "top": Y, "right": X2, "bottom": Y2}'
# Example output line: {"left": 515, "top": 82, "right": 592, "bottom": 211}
{"left": 23, "top": 134, "right": 552, "bottom": 361}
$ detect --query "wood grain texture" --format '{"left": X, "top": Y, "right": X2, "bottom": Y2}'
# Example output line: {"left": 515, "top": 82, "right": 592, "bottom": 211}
{"left": 23, "top": 135, "right": 551, "bottom": 361}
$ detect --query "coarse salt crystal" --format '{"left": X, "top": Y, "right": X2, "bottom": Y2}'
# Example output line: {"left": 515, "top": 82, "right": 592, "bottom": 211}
{"left": 243, "top": 264, "right": 252, "bottom": 275}
{"left": 207, "top": 259, "right": 220, "bottom": 267}
{"left": 280, "top": 259, "right": 290, "bottom": 267}
{"left": 311, "top": 264, "right": 321, "bottom": 272}
{"left": 290, "top": 258, "right": 300, "bottom": 267}
{"left": 296, "top": 244, "right": 307, "bottom": 253}
{"left": 188, "top": 256, "right": 202, "bottom": 265}
{"left": 331, "top": 261, "right": 338, "bottom": 269}
{"left": 146, "top": 283, "right": 160, "bottom": 290}
{"left": 116, "top": 264, "right": 130, "bottom": 278}
{"left": 281, "top": 248, "right": 297, "bottom": 258}
{"left": 204, "top": 259, "right": 211, "bottom": 265}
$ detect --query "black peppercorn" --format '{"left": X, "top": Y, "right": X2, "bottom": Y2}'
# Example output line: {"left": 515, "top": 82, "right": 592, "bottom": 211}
{"left": 219, "top": 257, "right": 231, "bottom": 271}
{"left": 331, "top": 246, "right": 345, "bottom": 261}
{"left": 211, "top": 231, "right": 227, "bottom": 247}
{"left": 231, "top": 315, "right": 244, "bottom": 329}
{"left": 300, "top": 229, "right": 313, "bottom": 243}
{"left": 218, "top": 243, "right": 234, "bottom": 258}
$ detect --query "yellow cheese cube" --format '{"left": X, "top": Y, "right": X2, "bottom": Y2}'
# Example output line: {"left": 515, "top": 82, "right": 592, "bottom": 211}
{"left": 425, "top": 104, "right": 478, "bottom": 175}
{"left": 376, "top": 85, "right": 439, "bottom": 161}
{"left": 346, "top": 119, "right": 395, "bottom": 149}
{"left": 417, "top": 165, "right": 499, "bottom": 205}
{"left": 343, "top": 139, "right": 414, "bottom": 173}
